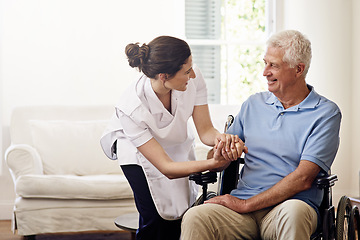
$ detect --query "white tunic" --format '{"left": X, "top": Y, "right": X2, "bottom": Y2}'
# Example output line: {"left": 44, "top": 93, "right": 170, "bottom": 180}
{"left": 100, "top": 65, "right": 208, "bottom": 220}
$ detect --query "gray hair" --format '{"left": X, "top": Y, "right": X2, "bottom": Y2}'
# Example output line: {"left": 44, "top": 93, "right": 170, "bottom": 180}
{"left": 267, "top": 30, "right": 312, "bottom": 77}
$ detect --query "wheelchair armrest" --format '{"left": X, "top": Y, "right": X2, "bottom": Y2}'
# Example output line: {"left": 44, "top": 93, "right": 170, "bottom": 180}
{"left": 189, "top": 171, "right": 217, "bottom": 186}
{"left": 315, "top": 174, "right": 338, "bottom": 189}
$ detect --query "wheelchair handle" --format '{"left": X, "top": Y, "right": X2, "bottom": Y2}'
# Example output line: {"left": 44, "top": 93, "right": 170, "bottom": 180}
{"left": 315, "top": 174, "right": 338, "bottom": 189}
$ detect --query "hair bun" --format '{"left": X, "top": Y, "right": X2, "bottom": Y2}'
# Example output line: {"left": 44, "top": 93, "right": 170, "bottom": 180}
{"left": 125, "top": 43, "right": 150, "bottom": 69}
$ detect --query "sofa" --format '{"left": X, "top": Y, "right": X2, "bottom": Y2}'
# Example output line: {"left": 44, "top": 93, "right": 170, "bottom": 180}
{"left": 5, "top": 104, "right": 240, "bottom": 237}
{"left": 5, "top": 106, "right": 137, "bottom": 237}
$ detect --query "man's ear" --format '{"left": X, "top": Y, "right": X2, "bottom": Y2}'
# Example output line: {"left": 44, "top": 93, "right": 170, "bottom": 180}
{"left": 296, "top": 63, "right": 305, "bottom": 76}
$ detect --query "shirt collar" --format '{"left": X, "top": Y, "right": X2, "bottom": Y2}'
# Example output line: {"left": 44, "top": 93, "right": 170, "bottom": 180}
{"left": 265, "top": 85, "right": 321, "bottom": 111}
{"left": 144, "top": 76, "right": 165, "bottom": 115}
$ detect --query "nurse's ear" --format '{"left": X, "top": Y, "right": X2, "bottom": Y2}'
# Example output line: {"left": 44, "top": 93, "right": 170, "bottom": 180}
{"left": 159, "top": 73, "right": 169, "bottom": 82}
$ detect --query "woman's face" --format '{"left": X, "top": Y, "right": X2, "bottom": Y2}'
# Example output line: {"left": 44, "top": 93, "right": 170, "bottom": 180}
{"left": 164, "top": 56, "right": 196, "bottom": 91}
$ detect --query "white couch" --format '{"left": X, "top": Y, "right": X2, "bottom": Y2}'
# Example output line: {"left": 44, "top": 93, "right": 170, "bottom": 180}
{"left": 5, "top": 106, "right": 137, "bottom": 237}
{"left": 5, "top": 104, "right": 241, "bottom": 237}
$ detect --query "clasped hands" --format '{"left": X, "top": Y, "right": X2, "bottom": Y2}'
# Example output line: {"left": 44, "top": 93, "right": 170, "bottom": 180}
{"left": 214, "top": 133, "right": 248, "bottom": 162}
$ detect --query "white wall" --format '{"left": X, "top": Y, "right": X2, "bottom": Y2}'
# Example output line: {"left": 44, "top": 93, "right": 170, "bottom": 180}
{"left": 0, "top": 0, "right": 359, "bottom": 219}
{"left": 352, "top": 0, "right": 360, "bottom": 198}
{"left": 1, "top": 0, "right": 185, "bottom": 122}
{"left": 0, "top": 0, "right": 184, "bottom": 219}
{"left": 276, "top": 0, "right": 355, "bottom": 203}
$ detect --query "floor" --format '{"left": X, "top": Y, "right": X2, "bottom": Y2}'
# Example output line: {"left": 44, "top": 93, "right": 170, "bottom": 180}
{"left": 0, "top": 220, "right": 133, "bottom": 240}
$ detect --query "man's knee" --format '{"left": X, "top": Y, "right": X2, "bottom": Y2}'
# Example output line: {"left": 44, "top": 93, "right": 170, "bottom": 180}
{"left": 181, "top": 204, "right": 215, "bottom": 240}
{"left": 182, "top": 203, "right": 261, "bottom": 240}
{"left": 182, "top": 204, "right": 214, "bottom": 227}
{"left": 182, "top": 205, "right": 200, "bottom": 225}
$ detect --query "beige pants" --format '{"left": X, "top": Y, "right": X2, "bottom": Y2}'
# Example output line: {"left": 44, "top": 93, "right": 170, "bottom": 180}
{"left": 181, "top": 199, "right": 317, "bottom": 240}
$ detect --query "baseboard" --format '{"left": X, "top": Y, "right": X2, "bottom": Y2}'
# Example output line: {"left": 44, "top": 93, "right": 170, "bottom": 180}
{"left": 0, "top": 202, "right": 14, "bottom": 220}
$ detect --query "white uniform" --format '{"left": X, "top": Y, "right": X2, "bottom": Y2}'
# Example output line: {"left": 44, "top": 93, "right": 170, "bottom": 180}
{"left": 100, "top": 65, "right": 208, "bottom": 220}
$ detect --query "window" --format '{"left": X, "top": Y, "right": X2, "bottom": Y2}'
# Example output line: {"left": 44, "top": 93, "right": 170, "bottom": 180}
{"left": 185, "top": 0, "right": 275, "bottom": 104}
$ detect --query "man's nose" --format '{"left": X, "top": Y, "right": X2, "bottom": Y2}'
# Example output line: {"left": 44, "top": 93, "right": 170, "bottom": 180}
{"left": 263, "top": 66, "right": 270, "bottom": 76}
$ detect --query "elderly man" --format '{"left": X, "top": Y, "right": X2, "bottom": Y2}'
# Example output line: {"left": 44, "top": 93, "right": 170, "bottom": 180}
{"left": 181, "top": 30, "right": 342, "bottom": 240}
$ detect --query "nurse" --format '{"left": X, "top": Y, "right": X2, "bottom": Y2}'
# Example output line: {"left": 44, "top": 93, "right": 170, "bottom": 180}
{"left": 101, "top": 36, "right": 244, "bottom": 240}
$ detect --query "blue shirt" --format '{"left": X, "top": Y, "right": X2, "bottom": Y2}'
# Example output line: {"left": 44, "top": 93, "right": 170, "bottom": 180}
{"left": 227, "top": 85, "right": 341, "bottom": 213}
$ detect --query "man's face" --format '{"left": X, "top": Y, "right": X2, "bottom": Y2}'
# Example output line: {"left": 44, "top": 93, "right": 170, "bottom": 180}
{"left": 263, "top": 47, "right": 298, "bottom": 97}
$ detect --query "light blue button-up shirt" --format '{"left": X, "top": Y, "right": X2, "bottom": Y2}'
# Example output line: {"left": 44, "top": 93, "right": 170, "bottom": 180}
{"left": 227, "top": 85, "right": 341, "bottom": 213}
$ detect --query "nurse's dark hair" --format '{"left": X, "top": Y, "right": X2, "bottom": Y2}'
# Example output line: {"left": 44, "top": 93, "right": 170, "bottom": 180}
{"left": 125, "top": 36, "right": 191, "bottom": 79}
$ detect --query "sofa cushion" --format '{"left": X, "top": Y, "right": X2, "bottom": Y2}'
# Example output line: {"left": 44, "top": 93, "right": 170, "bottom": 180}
{"left": 16, "top": 174, "right": 133, "bottom": 200}
{"left": 29, "top": 120, "right": 122, "bottom": 175}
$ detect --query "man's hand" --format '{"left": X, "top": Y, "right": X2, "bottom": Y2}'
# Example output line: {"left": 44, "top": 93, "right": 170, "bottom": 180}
{"left": 204, "top": 194, "right": 249, "bottom": 213}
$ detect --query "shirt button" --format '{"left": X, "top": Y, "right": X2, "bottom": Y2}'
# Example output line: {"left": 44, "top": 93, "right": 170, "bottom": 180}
{"left": 280, "top": 113, "right": 284, "bottom": 116}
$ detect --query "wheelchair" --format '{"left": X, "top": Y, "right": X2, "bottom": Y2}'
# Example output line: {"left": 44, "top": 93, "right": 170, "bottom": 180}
{"left": 190, "top": 115, "right": 360, "bottom": 240}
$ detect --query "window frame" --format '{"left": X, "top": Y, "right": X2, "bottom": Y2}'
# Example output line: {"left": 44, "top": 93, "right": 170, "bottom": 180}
{"left": 185, "top": 0, "right": 276, "bottom": 104}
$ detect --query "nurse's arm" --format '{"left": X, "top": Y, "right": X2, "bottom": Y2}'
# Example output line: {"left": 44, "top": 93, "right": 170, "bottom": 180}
{"left": 192, "top": 104, "right": 246, "bottom": 160}
{"left": 192, "top": 104, "right": 220, "bottom": 146}
{"left": 137, "top": 138, "right": 230, "bottom": 179}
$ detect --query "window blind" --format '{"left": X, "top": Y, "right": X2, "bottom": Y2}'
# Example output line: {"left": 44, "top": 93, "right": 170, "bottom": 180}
{"left": 185, "top": 0, "right": 221, "bottom": 39}
{"left": 185, "top": 0, "right": 221, "bottom": 103}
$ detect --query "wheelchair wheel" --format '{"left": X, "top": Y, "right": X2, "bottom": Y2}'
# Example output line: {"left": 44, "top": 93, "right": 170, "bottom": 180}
{"left": 193, "top": 191, "right": 217, "bottom": 206}
{"left": 350, "top": 205, "right": 360, "bottom": 240}
{"left": 336, "top": 196, "right": 353, "bottom": 240}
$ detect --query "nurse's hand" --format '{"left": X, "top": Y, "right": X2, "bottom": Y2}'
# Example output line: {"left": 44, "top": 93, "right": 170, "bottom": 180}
{"left": 215, "top": 134, "right": 248, "bottom": 161}
{"left": 210, "top": 141, "right": 232, "bottom": 172}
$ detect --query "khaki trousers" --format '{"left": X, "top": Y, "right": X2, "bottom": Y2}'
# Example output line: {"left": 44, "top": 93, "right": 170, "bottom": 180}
{"left": 181, "top": 199, "right": 317, "bottom": 240}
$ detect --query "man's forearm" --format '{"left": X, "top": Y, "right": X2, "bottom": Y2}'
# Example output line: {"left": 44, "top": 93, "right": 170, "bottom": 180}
{"left": 240, "top": 160, "right": 321, "bottom": 212}
{"left": 206, "top": 160, "right": 321, "bottom": 213}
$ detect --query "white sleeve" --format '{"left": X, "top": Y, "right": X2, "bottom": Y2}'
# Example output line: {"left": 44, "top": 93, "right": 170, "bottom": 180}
{"left": 193, "top": 65, "right": 208, "bottom": 105}
{"left": 116, "top": 108, "right": 153, "bottom": 147}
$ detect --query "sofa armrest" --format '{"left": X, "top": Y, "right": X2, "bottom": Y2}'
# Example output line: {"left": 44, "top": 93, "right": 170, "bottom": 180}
{"left": 5, "top": 144, "right": 43, "bottom": 182}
